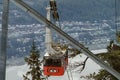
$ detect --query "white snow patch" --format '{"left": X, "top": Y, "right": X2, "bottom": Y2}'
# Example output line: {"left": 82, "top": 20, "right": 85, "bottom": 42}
{"left": 91, "top": 49, "right": 107, "bottom": 54}
{"left": 17, "top": 71, "right": 24, "bottom": 78}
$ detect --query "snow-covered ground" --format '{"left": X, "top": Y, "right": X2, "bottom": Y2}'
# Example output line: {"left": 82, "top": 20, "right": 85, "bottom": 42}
{"left": 6, "top": 49, "right": 107, "bottom": 80}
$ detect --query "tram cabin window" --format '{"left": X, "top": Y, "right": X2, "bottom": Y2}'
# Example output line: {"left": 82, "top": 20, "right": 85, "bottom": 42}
{"left": 44, "top": 59, "right": 61, "bottom": 67}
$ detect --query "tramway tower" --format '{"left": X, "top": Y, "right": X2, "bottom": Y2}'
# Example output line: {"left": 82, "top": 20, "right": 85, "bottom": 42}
{"left": 45, "top": 7, "right": 53, "bottom": 53}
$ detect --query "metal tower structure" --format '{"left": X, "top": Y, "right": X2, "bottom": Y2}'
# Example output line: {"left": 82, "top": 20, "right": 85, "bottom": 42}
{"left": 1, "top": 0, "right": 120, "bottom": 79}
{"left": 0, "top": 0, "right": 9, "bottom": 80}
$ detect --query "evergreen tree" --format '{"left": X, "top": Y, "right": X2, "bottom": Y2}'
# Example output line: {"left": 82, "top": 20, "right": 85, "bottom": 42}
{"left": 93, "top": 52, "right": 120, "bottom": 80}
{"left": 81, "top": 41, "right": 120, "bottom": 80}
{"left": 23, "top": 41, "right": 45, "bottom": 80}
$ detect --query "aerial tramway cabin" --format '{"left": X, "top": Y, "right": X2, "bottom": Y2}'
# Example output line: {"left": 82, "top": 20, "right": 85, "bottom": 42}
{"left": 43, "top": 0, "right": 68, "bottom": 76}
{"left": 43, "top": 44, "right": 68, "bottom": 76}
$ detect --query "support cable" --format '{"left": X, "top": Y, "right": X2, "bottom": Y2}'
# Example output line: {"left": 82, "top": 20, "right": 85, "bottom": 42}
{"left": 69, "top": 59, "right": 74, "bottom": 80}
{"left": 115, "top": 0, "right": 118, "bottom": 33}
{"left": 46, "top": 76, "right": 49, "bottom": 80}
{"left": 67, "top": 62, "right": 73, "bottom": 80}
{"left": 69, "top": 68, "right": 73, "bottom": 80}
{"left": 67, "top": 70, "right": 71, "bottom": 80}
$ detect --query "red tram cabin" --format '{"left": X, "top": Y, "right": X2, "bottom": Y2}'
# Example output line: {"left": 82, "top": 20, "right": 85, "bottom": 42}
{"left": 43, "top": 50, "right": 68, "bottom": 76}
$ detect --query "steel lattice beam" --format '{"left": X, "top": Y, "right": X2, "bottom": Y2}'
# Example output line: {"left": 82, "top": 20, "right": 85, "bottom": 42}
{"left": 0, "top": 0, "right": 9, "bottom": 80}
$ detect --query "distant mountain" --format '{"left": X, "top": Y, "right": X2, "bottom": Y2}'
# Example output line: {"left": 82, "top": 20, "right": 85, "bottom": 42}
{"left": 6, "top": 20, "right": 115, "bottom": 59}
{"left": 57, "top": 0, "right": 116, "bottom": 21}
{"left": 1, "top": 0, "right": 119, "bottom": 24}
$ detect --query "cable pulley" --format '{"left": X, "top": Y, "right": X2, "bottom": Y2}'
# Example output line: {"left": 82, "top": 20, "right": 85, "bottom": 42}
{"left": 49, "top": 0, "right": 60, "bottom": 21}
{"left": 50, "top": 0, "right": 57, "bottom": 11}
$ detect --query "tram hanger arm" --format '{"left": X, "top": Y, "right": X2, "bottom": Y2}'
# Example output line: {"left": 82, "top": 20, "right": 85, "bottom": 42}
{"left": 10, "top": 0, "right": 120, "bottom": 79}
